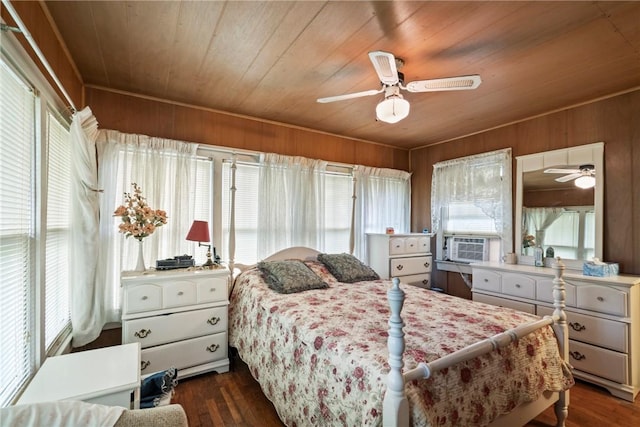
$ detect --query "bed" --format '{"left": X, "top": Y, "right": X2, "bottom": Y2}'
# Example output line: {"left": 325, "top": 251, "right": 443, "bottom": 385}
{"left": 227, "top": 247, "right": 573, "bottom": 427}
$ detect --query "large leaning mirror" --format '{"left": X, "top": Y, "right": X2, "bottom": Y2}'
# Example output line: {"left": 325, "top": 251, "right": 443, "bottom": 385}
{"left": 515, "top": 142, "right": 604, "bottom": 269}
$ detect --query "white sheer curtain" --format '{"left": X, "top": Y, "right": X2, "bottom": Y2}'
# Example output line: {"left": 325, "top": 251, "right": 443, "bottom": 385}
{"left": 522, "top": 207, "right": 565, "bottom": 248}
{"left": 353, "top": 166, "right": 411, "bottom": 262}
{"left": 94, "top": 130, "right": 198, "bottom": 334}
{"left": 69, "top": 107, "right": 102, "bottom": 347}
{"left": 257, "top": 153, "right": 327, "bottom": 259}
{"left": 431, "top": 148, "right": 512, "bottom": 254}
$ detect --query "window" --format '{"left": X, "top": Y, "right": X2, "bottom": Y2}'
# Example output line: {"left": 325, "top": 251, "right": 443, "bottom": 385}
{"left": 44, "top": 111, "right": 72, "bottom": 349}
{"left": 1, "top": 39, "right": 71, "bottom": 406}
{"left": 0, "top": 53, "right": 37, "bottom": 407}
{"left": 324, "top": 172, "right": 353, "bottom": 254}
{"left": 431, "top": 149, "right": 512, "bottom": 260}
{"left": 535, "top": 207, "right": 595, "bottom": 260}
{"left": 222, "top": 160, "right": 364, "bottom": 265}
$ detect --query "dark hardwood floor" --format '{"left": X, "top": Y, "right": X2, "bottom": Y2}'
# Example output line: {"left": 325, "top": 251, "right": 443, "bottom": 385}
{"left": 172, "top": 350, "right": 640, "bottom": 427}
{"left": 77, "top": 329, "right": 640, "bottom": 426}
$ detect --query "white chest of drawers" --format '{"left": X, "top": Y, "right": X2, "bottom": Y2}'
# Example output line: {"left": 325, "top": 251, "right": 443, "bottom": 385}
{"left": 367, "top": 233, "right": 432, "bottom": 289}
{"left": 121, "top": 268, "right": 230, "bottom": 379}
{"left": 471, "top": 262, "right": 640, "bottom": 401}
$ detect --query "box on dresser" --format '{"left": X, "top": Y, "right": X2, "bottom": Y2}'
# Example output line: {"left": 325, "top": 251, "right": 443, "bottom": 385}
{"left": 121, "top": 268, "right": 230, "bottom": 379}
{"left": 367, "top": 233, "right": 432, "bottom": 289}
{"left": 471, "top": 261, "right": 640, "bottom": 402}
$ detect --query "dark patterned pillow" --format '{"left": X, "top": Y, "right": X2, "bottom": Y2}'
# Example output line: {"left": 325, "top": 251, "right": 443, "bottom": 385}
{"left": 317, "top": 253, "right": 380, "bottom": 283}
{"left": 257, "top": 260, "right": 329, "bottom": 294}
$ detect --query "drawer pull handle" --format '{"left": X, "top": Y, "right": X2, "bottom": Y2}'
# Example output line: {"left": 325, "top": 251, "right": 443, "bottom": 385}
{"left": 396, "top": 265, "right": 404, "bottom": 271}
{"left": 210, "top": 288, "right": 216, "bottom": 292}
{"left": 141, "top": 360, "right": 151, "bottom": 371}
{"left": 484, "top": 278, "right": 489, "bottom": 282}
{"left": 515, "top": 284, "right": 521, "bottom": 288}
{"left": 207, "top": 316, "right": 221, "bottom": 326}
{"left": 178, "top": 291, "right": 184, "bottom": 296}
{"left": 424, "top": 262, "right": 430, "bottom": 268}
{"left": 141, "top": 296, "right": 148, "bottom": 301}
{"left": 569, "top": 322, "right": 586, "bottom": 332}
{"left": 569, "top": 351, "right": 586, "bottom": 361}
{"left": 207, "top": 344, "right": 220, "bottom": 353}
{"left": 596, "top": 296, "right": 604, "bottom": 302}
{"left": 134, "top": 328, "right": 151, "bottom": 338}
{"left": 422, "top": 280, "right": 428, "bottom": 285}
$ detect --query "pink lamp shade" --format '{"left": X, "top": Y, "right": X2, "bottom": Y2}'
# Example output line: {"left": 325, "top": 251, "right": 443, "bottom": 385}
{"left": 186, "top": 220, "right": 210, "bottom": 243}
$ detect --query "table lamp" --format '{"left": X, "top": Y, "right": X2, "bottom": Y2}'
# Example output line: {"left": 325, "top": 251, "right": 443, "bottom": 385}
{"left": 186, "top": 220, "right": 216, "bottom": 268}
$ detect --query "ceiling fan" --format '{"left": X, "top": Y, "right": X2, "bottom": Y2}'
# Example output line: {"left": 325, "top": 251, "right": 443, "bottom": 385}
{"left": 316, "top": 50, "right": 482, "bottom": 123}
{"left": 544, "top": 164, "right": 596, "bottom": 189}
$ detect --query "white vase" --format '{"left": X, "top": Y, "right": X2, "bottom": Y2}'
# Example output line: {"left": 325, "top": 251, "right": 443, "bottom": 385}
{"left": 135, "top": 240, "right": 146, "bottom": 272}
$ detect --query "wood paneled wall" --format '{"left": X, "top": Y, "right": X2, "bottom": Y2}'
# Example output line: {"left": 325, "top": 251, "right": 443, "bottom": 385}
{"left": 2, "top": 1, "right": 83, "bottom": 109}
{"left": 523, "top": 188, "right": 594, "bottom": 208}
{"left": 410, "top": 89, "right": 640, "bottom": 276}
{"left": 85, "top": 87, "right": 408, "bottom": 170}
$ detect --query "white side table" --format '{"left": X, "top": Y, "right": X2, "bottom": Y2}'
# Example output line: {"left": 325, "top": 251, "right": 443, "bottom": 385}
{"left": 17, "top": 343, "right": 141, "bottom": 409}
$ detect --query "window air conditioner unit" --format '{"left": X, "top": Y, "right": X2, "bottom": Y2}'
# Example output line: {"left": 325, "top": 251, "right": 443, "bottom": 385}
{"left": 448, "top": 236, "right": 489, "bottom": 263}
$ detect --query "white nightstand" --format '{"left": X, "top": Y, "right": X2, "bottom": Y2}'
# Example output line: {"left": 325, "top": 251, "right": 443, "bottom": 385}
{"left": 367, "top": 233, "right": 433, "bottom": 289}
{"left": 17, "top": 343, "right": 141, "bottom": 408}
{"left": 121, "top": 267, "right": 230, "bottom": 379}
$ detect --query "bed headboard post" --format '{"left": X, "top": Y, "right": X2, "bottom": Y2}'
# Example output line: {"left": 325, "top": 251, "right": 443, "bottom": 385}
{"left": 551, "top": 257, "right": 569, "bottom": 426}
{"left": 349, "top": 173, "right": 356, "bottom": 255}
{"left": 383, "top": 277, "right": 410, "bottom": 427}
{"left": 228, "top": 154, "right": 237, "bottom": 277}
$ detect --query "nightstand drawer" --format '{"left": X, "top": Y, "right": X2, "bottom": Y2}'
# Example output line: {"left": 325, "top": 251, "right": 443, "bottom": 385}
{"left": 163, "top": 280, "right": 198, "bottom": 308}
{"left": 390, "top": 256, "right": 431, "bottom": 276}
{"left": 124, "top": 284, "right": 162, "bottom": 314}
{"left": 123, "top": 306, "right": 228, "bottom": 348}
{"left": 501, "top": 273, "right": 535, "bottom": 299}
{"left": 389, "top": 237, "right": 406, "bottom": 255}
{"left": 140, "top": 333, "right": 228, "bottom": 375}
{"left": 569, "top": 340, "right": 628, "bottom": 384}
{"left": 197, "top": 276, "right": 227, "bottom": 303}
{"left": 399, "top": 273, "right": 430, "bottom": 289}
{"left": 576, "top": 284, "right": 627, "bottom": 316}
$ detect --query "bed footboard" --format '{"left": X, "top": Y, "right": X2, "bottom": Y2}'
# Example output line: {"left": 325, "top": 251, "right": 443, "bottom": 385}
{"left": 383, "top": 259, "right": 570, "bottom": 427}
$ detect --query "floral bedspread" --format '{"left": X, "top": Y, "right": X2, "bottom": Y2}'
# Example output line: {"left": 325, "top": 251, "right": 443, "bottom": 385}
{"left": 228, "top": 261, "right": 573, "bottom": 427}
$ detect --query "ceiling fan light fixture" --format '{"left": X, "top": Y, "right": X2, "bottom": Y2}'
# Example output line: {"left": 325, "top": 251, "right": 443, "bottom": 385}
{"left": 376, "top": 95, "right": 410, "bottom": 124}
{"left": 574, "top": 175, "right": 595, "bottom": 189}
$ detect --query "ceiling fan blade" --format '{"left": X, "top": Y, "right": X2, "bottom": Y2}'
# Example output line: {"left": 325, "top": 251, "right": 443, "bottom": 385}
{"left": 317, "top": 88, "right": 383, "bottom": 103}
{"left": 405, "top": 75, "right": 482, "bottom": 92}
{"left": 555, "top": 173, "right": 582, "bottom": 183}
{"left": 368, "top": 51, "right": 399, "bottom": 86}
{"left": 544, "top": 168, "right": 581, "bottom": 174}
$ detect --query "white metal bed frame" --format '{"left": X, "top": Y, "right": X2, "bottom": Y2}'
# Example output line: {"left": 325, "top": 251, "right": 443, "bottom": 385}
{"left": 225, "top": 155, "right": 570, "bottom": 427}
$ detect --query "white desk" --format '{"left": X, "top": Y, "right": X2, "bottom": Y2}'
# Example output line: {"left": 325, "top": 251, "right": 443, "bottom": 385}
{"left": 17, "top": 343, "right": 141, "bottom": 409}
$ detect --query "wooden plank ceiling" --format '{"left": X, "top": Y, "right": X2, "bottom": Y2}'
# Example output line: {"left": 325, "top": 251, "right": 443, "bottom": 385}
{"left": 43, "top": 1, "right": 640, "bottom": 149}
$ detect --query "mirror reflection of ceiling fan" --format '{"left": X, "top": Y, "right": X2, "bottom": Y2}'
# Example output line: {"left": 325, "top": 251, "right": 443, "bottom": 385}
{"left": 544, "top": 164, "right": 596, "bottom": 189}
{"left": 317, "top": 51, "right": 481, "bottom": 124}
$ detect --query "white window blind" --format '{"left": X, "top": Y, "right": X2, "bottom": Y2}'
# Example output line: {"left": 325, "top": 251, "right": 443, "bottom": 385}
{"left": 189, "top": 157, "right": 213, "bottom": 265}
{"left": 0, "top": 56, "right": 36, "bottom": 406}
{"left": 44, "top": 110, "right": 72, "bottom": 350}
{"left": 324, "top": 173, "right": 352, "bottom": 254}
{"left": 444, "top": 202, "right": 498, "bottom": 234}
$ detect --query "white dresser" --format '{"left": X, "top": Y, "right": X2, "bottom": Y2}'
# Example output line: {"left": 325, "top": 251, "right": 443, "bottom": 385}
{"left": 471, "top": 262, "right": 640, "bottom": 401}
{"left": 367, "top": 233, "right": 432, "bottom": 289}
{"left": 121, "top": 268, "right": 230, "bottom": 379}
